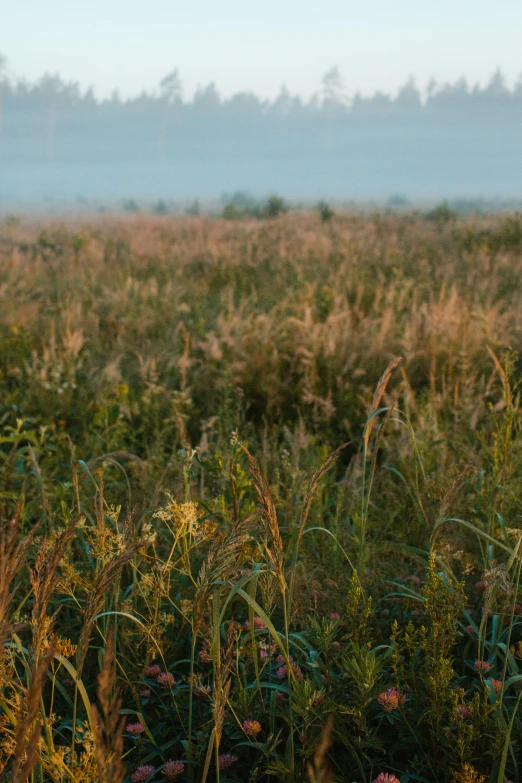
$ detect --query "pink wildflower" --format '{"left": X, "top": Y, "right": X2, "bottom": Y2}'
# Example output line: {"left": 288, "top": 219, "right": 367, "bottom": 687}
{"left": 139, "top": 688, "right": 151, "bottom": 698}
{"left": 331, "top": 641, "right": 341, "bottom": 652}
{"left": 164, "top": 760, "right": 184, "bottom": 780}
{"left": 373, "top": 775, "right": 400, "bottom": 783}
{"left": 243, "top": 719, "right": 262, "bottom": 736}
{"left": 376, "top": 688, "right": 405, "bottom": 713}
{"left": 260, "top": 649, "right": 269, "bottom": 659}
{"left": 131, "top": 765, "right": 155, "bottom": 783}
{"left": 218, "top": 754, "right": 238, "bottom": 772}
{"left": 491, "top": 679, "right": 503, "bottom": 694}
{"left": 126, "top": 722, "right": 145, "bottom": 736}
{"left": 329, "top": 611, "right": 341, "bottom": 621}
{"left": 244, "top": 616, "right": 267, "bottom": 631}
{"left": 466, "top": 625, "right": 475, "bottom": 635}
{"left": 157, "top": 671, "right": 176, "bottom": 688}
{"left": 474, "top": 660, "right": 491, "bottom": 673}
{"left": 145, "top": 664, "right": 162, "bottom": 678}
{"left": 277, "top": 662, "right": 304, "bottom": 681}
{"left": 276, "top": 691, "right": 286, "bottom": 703}
{"left": 475, "top": 580, "right": 485, "bottom": 593}
{"left": 276, "top": 653, "right": 292, "bottom": 663}
{"left": 198, "top": 647, "right": 212, "bottom": 664}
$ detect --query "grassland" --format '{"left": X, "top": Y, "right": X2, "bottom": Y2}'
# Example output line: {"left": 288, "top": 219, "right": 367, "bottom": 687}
{"left": 1, "top": 209, "right": 522, "bottom": 783}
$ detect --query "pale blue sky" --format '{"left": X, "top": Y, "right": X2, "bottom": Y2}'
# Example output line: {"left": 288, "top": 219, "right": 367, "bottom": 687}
{"left": 2, "top": 0, "right": 521, "bottom": 100}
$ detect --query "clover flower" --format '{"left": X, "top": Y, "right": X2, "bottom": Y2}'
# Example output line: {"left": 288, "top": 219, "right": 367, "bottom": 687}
{"left": 126, "top": 722, "right": 145, "bottom": 736}
{"left": 157, "top": 671, "right": 176, "bottom": 688}
{"left": 140, "top": 688, "right": 151, "bottom": 698}
{"left": 373, "top": 774, "right": 400, "bottom": 783}
{"left": 198, "top": 643, "right": 212, "bottom": 664}
{"left": 164, "top": 760, "right": 184, "bottom": 780}
{"left": 376, "top": 688, "right": 405, "bottom": 713}
{"left": 474, "top": 660, "right": 491, "bottom": 673}
{"left": 218, "top": 754, "right": 238, "bottom": 771}
{"left": 131, "top": 765, "right": 156, "bottom": 783}
{"left": 243, "top": 719, "right": 262, "bottom": 736}
{"left": 244, "top": 616, "right": 267, "bottom": 631}
{"left": 145, "top": 664, "right": 162, "bottom": 678}
{"left": 328, "top": 611, "right": 341, "bottom": 621}
{"left": 491, "top": 678, "right": 503, "bottom": 694}
{"left": 276, "top": 662, "right": 304, "bottom": 681}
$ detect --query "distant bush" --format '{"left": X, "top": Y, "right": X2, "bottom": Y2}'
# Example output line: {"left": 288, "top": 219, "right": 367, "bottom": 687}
{"left": 122, "top": 198, "right": 139, "bottom": 212}
{"left": 386, "top": 193, "right": 410, "bottom": 208}
{"left": 222, "top": 203, "right": 243, "bottom": 220}
{"left": 426, "top": 200, "right": 457, "bottom": 225}
{"left": 153, "top": 199, "right": 169, "bottom": 215}
{"left": 264, "top": 194, "right": 287, "bottom": 218}
{"left": 317, "top": 201, "right": 335, "bottom": 221}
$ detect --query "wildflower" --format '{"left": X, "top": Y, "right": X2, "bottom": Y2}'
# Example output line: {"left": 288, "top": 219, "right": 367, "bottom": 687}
{"left": 164, "top": 760, "right": 184, "bottom": 780}
{"left": 140, "top": 688, "right": 151, "bottom": 698}
{"left": 410, "top": 610, "right": 420, "bottom": 618}
{"left": 473, "top": 660, "right": 491, "bottom": 673}
{"left": 244, "top": 615, "right": 267, "bottom": 631}
{"left": 243, "top": 719, "right": 262, "bottom": 736}
{"left": 276, "top": 691, "right": 286, "bottom": 703}
{"left": 491, "top": 679, "right": 503, "bottom": 694}
{"left": 312, "top": 693, "right": 325, "bottom": 707}
{"left": 475, "top": 581, "right": 485, "bottom": 592}
{"left": 218, "top": 754, "right": 238, "bottom": 771}
{"left": 455, "top": 705, "right": 471, "bottom": 719}
{"left": 466, "top": 625, "right": 475, "bottom": 635}
{"left": 328, "top": 611, "right": 341, "bottom": 621}
{"left": 331, "top": 641, "right": 341, "bottom": 652}
{"left": 260, "top": 649, "right": 269, "bottom": 659}
{"left": 373, "top": 775, "right": 400, "bottom": 783}
{"left": 131, "top": 765, "right": 156, "bottom": 783}
{"left": 514, "top": 603, "right": 522, "bottom": 615}
{"left": 404, "top": 575, "right": 421, "bottom": 585}
{"left": 198, "top": 645, "right": 212, "bottom": 664}
{"left": 277, "top": 662, "right": 304, "bottom": 681}
{"left": 376, "top": 688, "right": 405, "bottom": 713}
{"left": 126, "top": 722, "right": 145, "bottom": 736}
{"left": 157, "top": 671, "right": 176, "bottom": 688}
{"left": 145, "top": 664, "right": 162, "bottom": 678}
{"left": 276, "top": 653, "right": 292, "bottom": 663}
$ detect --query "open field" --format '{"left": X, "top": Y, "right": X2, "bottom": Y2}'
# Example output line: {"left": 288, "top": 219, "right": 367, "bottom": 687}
{"left": 1, "top": 210, "right": 522, "bottom": 782}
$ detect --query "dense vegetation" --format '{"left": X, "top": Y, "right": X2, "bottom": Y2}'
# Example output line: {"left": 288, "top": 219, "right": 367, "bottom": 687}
{"left": 1, "top": 210, "right": 522, "bottom": 782}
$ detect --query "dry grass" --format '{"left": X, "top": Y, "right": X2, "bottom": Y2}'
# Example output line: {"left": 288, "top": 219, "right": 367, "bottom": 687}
{"left": 1, "top": 210, "right": 522, "bottom": 782}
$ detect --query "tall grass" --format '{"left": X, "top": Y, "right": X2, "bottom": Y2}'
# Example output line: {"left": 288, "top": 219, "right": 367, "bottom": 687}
{"left": 1, "top": 210, "right": 522, "bottom": 781}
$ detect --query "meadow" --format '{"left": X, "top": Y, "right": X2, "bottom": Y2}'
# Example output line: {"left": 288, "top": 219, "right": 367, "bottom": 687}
{"left": 1, "top": 208, "right": 522, "bottom": 783}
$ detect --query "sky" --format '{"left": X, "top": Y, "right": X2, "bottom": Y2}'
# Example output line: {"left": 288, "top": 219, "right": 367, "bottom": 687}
{"left": 2, "top": 0, "right": 522, "bottom": 101}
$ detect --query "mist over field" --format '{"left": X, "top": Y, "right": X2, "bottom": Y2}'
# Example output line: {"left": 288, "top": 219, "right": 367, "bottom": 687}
{"left": 1, "top": 63, "right": 522, "bottom": 207}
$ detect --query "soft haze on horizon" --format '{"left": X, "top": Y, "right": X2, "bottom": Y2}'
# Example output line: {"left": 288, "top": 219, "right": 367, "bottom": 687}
{"left": 2, "top": 0, "right": 522, "bottom": 100}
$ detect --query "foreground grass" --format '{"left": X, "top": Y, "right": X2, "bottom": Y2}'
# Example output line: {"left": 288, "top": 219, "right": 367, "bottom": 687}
{"left": 1, "top": 210, "right": 522, "bottom": 782}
